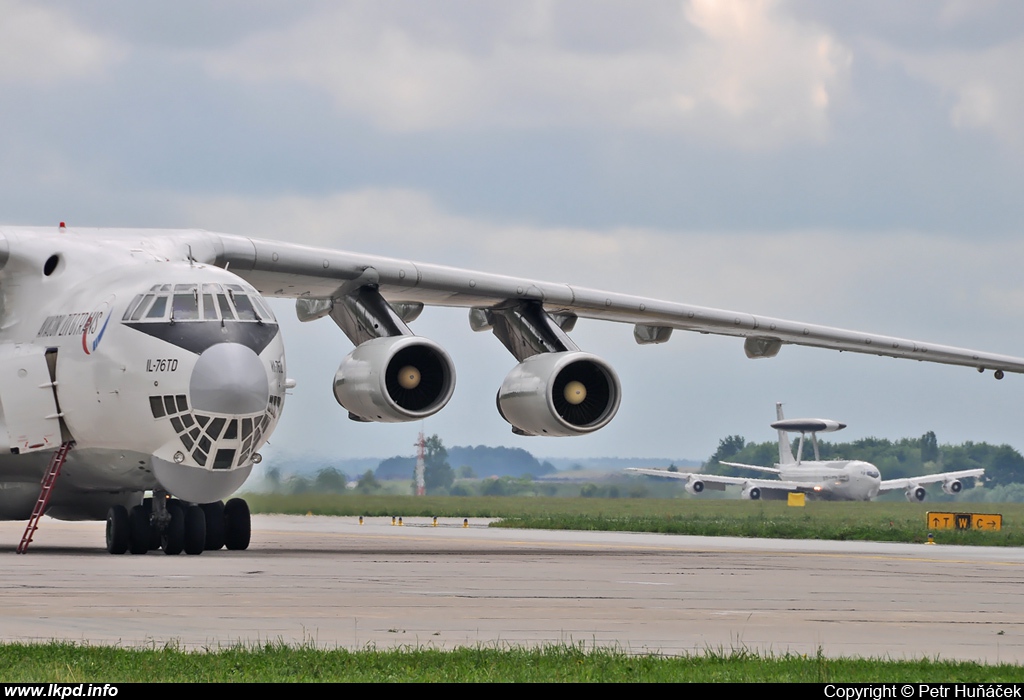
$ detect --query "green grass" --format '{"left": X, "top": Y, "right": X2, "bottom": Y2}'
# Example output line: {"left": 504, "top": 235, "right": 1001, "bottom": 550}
{"left": 492, "top": 513, "right": 1024, "bottom": 545}
{"left": 0, "top": 642, "right": 1020, "bottom": 682}
{"left": 246, "top": 494, "right": 1024, "bottom": 545}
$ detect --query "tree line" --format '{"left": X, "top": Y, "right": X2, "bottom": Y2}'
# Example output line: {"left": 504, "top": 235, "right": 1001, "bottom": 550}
{"left": 704, "top": 431, "right": 1024, "bottom": 486}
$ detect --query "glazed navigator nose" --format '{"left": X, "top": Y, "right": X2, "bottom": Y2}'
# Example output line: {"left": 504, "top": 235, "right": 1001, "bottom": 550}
{"left": 189, "top": 343, "right": 269, "bottom": 415}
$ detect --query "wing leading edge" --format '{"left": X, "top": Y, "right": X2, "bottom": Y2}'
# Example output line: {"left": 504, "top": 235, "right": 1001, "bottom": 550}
{"left": 203, "top": 232, "right": 1024, "bottom": 375}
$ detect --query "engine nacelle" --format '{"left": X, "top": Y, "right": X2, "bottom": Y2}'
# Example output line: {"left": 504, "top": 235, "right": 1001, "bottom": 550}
{"left": 942, "top": 479, "right": 963, "bottom": 496}
{"left": 906, "top": 485, "right": 927, "bottom": 502}
{"left": 741, "top": 483, "right": 765, "bottom": 499}
{"left": 496, "top": 351, "right": 621, "bottom": 437}
{"left": 685, "top": 479, "right": 705, "bottom": 496}
{"left": 334, "top": 336, "right": 456, "bottom": 422}
{"left": 741, "top": 485, "right": 762, "bottom": 500}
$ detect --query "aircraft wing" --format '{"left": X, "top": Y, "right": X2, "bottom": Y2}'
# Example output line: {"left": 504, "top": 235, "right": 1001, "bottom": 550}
{"left": 627, "top": 468, "right": 812, "bottom": 497}
{"left": 718, "top": 461, "right": 782, "bottom": 474}
{"left": 626, "top": 468, "right": 710, "bottom": 482}
{"left": 202, "top": 232, "right": 1024, "bottom": 374}
{"left": 879, "top": 469, "right": 985, "bottom": 492}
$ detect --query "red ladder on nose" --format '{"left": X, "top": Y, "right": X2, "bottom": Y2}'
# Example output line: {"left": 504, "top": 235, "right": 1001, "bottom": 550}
{"left": 16, "top": 441, "right": 74, "bottom": 554}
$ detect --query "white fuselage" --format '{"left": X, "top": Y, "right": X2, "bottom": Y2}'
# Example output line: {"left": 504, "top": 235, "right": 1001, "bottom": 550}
{"left": 0, "top": 227, "right": 287, "bottom": 519}
{"left": 777, "top": 460, "right": 881, "bottom": 501}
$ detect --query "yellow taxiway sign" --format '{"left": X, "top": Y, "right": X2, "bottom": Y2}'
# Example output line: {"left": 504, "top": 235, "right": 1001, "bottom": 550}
{"left": 927, "top": 511, "right": 1002, "bottom": 531}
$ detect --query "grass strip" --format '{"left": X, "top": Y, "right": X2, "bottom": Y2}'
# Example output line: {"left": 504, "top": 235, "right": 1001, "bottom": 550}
{"left": 490, "top": 513, "right": 1024, "bottom": 545}
{"left": 246, "top": 495, "right": 1024, "bottom": 545}
{"left": 0, "top": 642, "right": 1020, "bottom": 682}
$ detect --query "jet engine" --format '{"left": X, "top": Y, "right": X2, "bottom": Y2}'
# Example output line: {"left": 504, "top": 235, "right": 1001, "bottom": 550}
{"left": 905, "top": 485, "right": 927, "bottom": 502}
{"left": 942, "top": 479, "right": 963, "bottom": 495}
{"left": 496, "top": 351, "right": 621, "bottom": 437}
{"left": 685, "top": 479, "right": 705, "bottom": 496}
{"left": 334, "top": 336, "right": 456, "bottom": 422}
{"left": 741, "top": 485, "right": 762, "bottom": 500}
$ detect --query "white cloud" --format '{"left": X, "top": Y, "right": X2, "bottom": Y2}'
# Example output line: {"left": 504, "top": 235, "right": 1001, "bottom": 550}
{"left": 200, "top": 0, "right": 850, "bottom": 149}
{"left": 937, "top": 0, "right": 1004, "bottom": 27}
{"left": 868, "top": 25, "right": 1024, "bottom": 148}
{"left": 0, "top": 1, "right": 124, "bottom": 84}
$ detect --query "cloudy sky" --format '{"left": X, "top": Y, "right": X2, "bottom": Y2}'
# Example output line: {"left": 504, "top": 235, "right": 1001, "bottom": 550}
{"left": 5, "top": 1, "right": 1024, "bottom": 464}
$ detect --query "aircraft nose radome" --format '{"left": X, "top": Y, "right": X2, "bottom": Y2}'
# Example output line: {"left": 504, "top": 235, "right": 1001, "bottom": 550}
{"left": 189, "top": 343, "right": 269, "bottom": 415}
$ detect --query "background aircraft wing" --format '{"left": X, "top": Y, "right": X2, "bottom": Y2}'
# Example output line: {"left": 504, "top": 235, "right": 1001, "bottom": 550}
{"left": 627, "top": 468, "right": 753, "bottom": 488}
{"left": 879, "top": 469, "right": 985, "bottom": 492}
{"left": 626, "top": 469, "right": 801, "bottom": 490}
{"left": 203, "top": 232, "right": 1024, "bottom": 374}
{"left": 625, "top": 468, "right": 736, "bottom": 484}
{"left": 718, "top": 461, "right": 782, "bottom": 474}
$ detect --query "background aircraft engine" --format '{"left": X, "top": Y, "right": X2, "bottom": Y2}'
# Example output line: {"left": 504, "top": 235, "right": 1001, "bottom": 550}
{"left": 741, "top": 485, "right": 762, "bottom": 500}
{"left": 496, "top": 351, "right": 621, "bottom": 437}
{"left": 942, "top": 479, "right": 963, "bottom": 495}
{"left": 906, "top": 485, "right": 928, "bottom": 502}
{"left": 334, "top": 336, "right": 456, "bottom": 422}
{"left": 685, "top": 479, "right": 705, "bottom": 495}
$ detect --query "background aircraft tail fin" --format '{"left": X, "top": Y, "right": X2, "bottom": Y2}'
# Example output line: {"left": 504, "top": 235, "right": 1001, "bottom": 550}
{"left": 776, "top": 402, "right": 795, "bottom": 465}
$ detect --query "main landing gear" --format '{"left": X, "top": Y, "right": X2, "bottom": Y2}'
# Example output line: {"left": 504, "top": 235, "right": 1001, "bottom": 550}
{"left": 105, "top": 492, "right": 250, "bottom": 555}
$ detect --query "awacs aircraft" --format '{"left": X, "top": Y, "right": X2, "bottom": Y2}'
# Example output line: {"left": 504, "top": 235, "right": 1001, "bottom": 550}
{"left": 0, "top": 225, "right": 1018, "bottom": 555}
{"left": 628, "top": 404, "right": 984, "bottom": 501}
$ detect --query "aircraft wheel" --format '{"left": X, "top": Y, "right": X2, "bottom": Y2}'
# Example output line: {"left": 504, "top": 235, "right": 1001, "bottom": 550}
{"left": 105, "top": 505, "right": 129, "bottom": 554}
{"left": 162, "top": 501, "right": 185, "bottom": 555}
{"left": 183, "top": 505, "right": 206, "bottom": 555}
{"left": 142, "top": 498, "right": 161, "bottom": 550}
{"left": 224, "top": 498, "right": 251, "bottom": 551}
{"left": 128, "top": 505, "right": 151, "bottom": 554}
{"left": 201, "top": 501, "right": 226, "bottom": 551}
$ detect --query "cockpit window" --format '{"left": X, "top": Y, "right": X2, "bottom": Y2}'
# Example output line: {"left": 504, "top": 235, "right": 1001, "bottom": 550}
{"left": 129, "top": 294, "right": 153, "bottom": 321}
{"left": 217, "top": 294, "right": 236, "bottom": 320}
{"left": 230, "top": 292, "right": 258, "bottom": 321}
{"left": 146, "top": 296, "right": 169, "bottom": 319}
{"left": 123, "top": 294, "right": 144, "bottom": 321}
{"left": 128, "top": 282, "right": 274, "bottom": 324}
{"left": 172, "top": 288, "right": 200, "bottom": 321}
{"left": 251, "top": 294, "right": 275, "bottom": 321}
{"left": 202, "top": 294, "right": 218, "bottom": 320}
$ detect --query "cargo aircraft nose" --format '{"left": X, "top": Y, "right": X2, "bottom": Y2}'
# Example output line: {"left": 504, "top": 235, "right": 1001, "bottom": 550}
{"left": 189, "top": 343, "right": 269, "bottom": 415}
{"left": 152, "top": 342, "right": 275, "bottom": 504}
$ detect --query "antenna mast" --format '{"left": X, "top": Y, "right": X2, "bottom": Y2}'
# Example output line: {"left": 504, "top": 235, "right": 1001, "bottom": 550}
{"left": 414, "top": 431, "right": 426, "bottom": 496}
